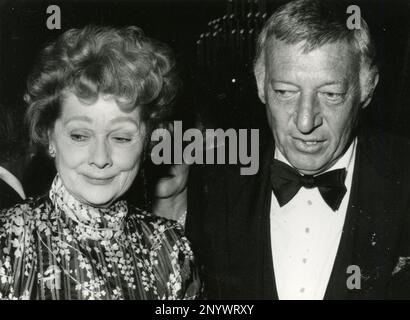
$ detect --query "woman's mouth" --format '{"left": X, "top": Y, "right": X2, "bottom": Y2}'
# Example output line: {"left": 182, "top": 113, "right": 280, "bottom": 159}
{"left": 83, "top": 175, "right": 115, "bottom": 185}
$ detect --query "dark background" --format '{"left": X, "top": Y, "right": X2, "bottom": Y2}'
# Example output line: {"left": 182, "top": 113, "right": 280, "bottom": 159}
{"left": 0, "top": 0, "right": 409, "bottom": 134}
{"left": 0, "top": 0, "right": 226, "bottom": 108}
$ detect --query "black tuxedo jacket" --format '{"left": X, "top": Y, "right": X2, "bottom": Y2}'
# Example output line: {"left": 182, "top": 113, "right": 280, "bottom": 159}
{"left": 0, "top": 178, "right": 22, "bottom": 210}
{"left": 186, "top": 130, "right": 410, "bottom": 299}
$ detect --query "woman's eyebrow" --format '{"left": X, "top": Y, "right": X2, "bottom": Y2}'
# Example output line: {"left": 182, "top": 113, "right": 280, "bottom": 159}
{"left": 63, "top": 115, "right": 92, "bottom": 125}
{"left": 110, "top": 116, "right": 139, "bottom": 126}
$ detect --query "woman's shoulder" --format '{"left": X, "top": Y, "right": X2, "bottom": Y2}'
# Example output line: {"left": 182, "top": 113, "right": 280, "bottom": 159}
{"left": 127, "top": 204, "right": 176, "bottom": 224}
{"left": 126, "top": 205, "right": 200, "bottom": 299}
{"left": 127, "top": 204, "right": 184, "bottom": 234}
{"left": 126, "top": 204, "right": 192, "bottom": 252}
{"left": 1, "top": 194, "right": 50, "bottom": 214}
{"left": 0, "top": 195, "right": 51, "bottom": 233}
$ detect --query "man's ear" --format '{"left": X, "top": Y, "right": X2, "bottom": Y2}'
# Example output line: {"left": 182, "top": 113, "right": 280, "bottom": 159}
{"left": 360, "top": 66, "right": 379, "bottom": 109}
{"left": 254, "top": 64, "right": 266, "bottom": 104}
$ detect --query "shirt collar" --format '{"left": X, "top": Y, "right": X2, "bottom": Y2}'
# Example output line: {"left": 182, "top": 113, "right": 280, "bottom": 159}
{"left": 49, "top": 174, "right": 128, "bottom": 241}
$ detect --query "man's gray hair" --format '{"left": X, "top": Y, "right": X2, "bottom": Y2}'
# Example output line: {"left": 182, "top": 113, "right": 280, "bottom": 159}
{"left": 254, "top": 0, "right": 377, "bottom": 79}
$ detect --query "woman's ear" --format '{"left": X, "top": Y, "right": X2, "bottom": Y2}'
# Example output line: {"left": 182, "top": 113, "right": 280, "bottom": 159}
{"left": 47, "top": 129, "right": 56, "bottom": 158}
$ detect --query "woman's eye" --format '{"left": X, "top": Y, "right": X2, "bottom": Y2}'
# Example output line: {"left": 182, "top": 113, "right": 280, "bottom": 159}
{"left": 70, "top": 134, "right": 90, "bottom": 142}
{"left": 274, "top": 90, "right": 297, "bottom": 99}
{"left": 112, "top": 136, "right": 132, "bottom": 143}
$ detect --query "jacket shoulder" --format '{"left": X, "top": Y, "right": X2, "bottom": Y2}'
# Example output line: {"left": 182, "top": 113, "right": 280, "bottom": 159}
{"left": 358, "top": 130, "right": 410, "bottom": 175}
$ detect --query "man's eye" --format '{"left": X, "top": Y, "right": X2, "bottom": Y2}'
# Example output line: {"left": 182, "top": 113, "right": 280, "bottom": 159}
{"left": 320, "top": 92, "right": 345, "bottom": 103}
{"left": 70, "top": 134, "right": 89, "bottom": 142}
{"left": 274, "top": 90, "right": 297, "bottom": 99}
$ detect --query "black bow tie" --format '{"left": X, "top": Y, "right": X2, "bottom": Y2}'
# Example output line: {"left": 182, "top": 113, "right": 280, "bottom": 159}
{"left": 270, "top": 159, "right": 347, "bottom": 211}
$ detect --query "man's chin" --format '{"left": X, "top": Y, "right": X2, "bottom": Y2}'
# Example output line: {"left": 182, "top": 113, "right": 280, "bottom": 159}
{"left": 287, "top": 156, "right": 329, "bottom": 175}
{"left": 295, "top": 167, "right": 326, "bottom": 176}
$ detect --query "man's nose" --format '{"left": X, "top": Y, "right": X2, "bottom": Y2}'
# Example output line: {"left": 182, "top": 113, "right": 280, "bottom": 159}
{"left": 294, "top": 94, "right": 322, "bottom": 134}
{"left": 89, "top": 138, "right": 112, "bottom": 169}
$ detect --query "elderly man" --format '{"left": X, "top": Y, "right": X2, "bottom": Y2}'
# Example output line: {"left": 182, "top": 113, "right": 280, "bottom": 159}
{"left": 187, "top": 0, "right": 410, "bottom": 299}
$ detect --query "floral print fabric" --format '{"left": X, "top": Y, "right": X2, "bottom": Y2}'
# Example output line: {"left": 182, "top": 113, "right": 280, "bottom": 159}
{"left": 0, "top": 175, "right": 200, "bottom": 299}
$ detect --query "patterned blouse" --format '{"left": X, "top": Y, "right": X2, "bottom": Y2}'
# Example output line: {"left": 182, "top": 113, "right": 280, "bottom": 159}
{"left": 0, "top": 175, "right": 201, "bottom": 300}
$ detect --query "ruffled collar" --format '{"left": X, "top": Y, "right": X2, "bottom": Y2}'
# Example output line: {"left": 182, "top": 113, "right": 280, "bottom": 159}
{"left": 49, "top": 174, "right": 128, "bottom": 241}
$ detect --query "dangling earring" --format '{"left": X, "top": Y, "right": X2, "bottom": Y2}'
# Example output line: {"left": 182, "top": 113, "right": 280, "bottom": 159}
{"left": 48, "top": 145, "right": 56, "bottom": 158}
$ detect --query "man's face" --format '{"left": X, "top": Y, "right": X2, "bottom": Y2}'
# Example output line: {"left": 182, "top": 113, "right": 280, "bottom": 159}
{"left": 258, "top": 39, "right": 363, "bottom": 175}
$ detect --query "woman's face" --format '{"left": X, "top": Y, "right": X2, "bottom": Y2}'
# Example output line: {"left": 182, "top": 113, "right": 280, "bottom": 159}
{"left": 154, "top": 163, "right": 190, "bottom": 199}
{"left": 49, "top": 92, "right": 145, "bottom": 207}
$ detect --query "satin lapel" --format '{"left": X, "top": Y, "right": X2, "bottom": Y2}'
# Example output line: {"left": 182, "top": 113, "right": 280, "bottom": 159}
{"left": 325, "top": 133, "right": 404, "bottom": 299}
{"left": 225, "top": 136, "right": 278, "bottom": 299}
{"left": 323, "top": 142, "right": 361, "bottom": 299}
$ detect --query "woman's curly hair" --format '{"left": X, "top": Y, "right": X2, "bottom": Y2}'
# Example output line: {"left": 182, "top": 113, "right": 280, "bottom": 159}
{"left": 24, "top": 25, "right": 181, "bottom": 149}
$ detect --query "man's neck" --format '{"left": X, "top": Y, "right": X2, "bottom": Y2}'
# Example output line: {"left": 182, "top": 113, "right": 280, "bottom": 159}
{"left": 153, "top": 187, "right": 188, "bottom": 221}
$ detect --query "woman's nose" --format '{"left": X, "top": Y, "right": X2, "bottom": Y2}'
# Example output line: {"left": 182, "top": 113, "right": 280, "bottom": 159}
{"left": 295, "top": 94, "right": 322, "bottom": 134}
{"left": 89, "top": 138, "right": 112, "bottom": 169}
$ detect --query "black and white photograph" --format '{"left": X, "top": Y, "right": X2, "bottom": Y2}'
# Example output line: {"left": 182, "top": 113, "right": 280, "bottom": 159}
{"left": 0, "top": 0, "right": 410, "bottom": 306}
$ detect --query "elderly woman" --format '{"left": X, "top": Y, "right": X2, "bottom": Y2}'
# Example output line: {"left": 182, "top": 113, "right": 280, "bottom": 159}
{"left": 0, "top": 26, "right": 200, "bottom": 300}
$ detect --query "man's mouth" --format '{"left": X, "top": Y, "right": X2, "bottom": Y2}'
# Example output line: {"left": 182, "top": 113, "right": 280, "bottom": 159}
{"left": 293, "top": 138, "right": 326, "bottom": 153}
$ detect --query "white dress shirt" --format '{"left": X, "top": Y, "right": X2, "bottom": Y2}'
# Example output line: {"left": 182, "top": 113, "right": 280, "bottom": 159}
{"left": 270, "top": 139, "right": 357, "bottom": 300}
{"left": 0, "top": 166, "right": 25, "bottom": 200}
